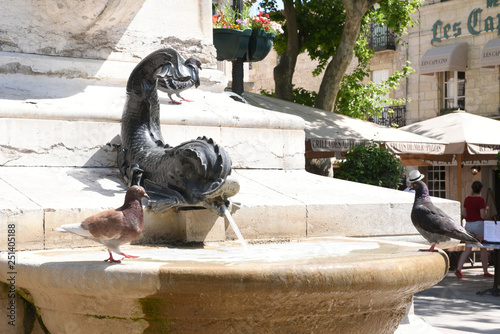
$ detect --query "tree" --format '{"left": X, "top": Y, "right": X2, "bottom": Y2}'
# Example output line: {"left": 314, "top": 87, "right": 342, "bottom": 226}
{"left": 260, "top": 0, "right": 423, "bottom": 116}
{"left": 335, "top": 143, "right": 405, "bottom": 189}
{"left": 315, "top": 0, "right": 380, "bottom": 112}
{"left": 273, "top": 0, "right": 300, "bottom": 101}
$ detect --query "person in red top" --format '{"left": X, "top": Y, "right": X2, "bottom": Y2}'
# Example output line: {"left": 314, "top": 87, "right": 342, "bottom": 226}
{"left": 455, "top": 181, "right": 493, "bottom": 278}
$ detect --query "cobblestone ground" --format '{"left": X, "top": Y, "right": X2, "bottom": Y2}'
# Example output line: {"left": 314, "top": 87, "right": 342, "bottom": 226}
{"left": 414, "top": 267, "right": 500, "bottom": 334}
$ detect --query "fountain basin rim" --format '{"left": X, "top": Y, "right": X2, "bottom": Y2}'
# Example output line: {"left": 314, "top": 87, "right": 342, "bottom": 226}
{"left": 0, "top": 238, "right": 448, "bottom": 297}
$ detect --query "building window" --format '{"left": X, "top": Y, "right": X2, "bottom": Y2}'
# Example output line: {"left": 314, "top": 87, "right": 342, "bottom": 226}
{"left": 443, "top": 71, "right": 465, "bottom": 111}
{"left": 369, "top": 24, "right": 396, "bottom": 51}
{"left": 427, "top": 166, "right": 446, "bottom": 199}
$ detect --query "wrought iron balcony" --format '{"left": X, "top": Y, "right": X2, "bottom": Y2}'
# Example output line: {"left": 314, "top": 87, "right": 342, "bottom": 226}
{"left": 369, "top": 25, "right": 396, "bottom": 51}
{"left": 367, "top": 105, "right": 406, "bottom": 128}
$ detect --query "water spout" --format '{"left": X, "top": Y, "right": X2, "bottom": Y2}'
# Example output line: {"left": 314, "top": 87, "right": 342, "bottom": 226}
{"left": 222, "top": 205, "right": 248, "bottom": 250}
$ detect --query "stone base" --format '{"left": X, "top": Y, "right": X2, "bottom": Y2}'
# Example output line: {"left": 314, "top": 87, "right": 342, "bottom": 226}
{"left": 139, "top": 209, "right": 226, "bottom": 244}
{"left": 0, "top": 238, "right": 449, "bottom": 334}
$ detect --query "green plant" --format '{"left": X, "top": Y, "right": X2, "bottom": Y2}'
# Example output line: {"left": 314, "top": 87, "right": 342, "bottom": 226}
{"left": 292, "top": 86, "right": 317, "bottom": 107}
{"left": 334, "top": 61, "right": 413, "bottom": 119}
{"left": 259, "top": 86, "right": 317, "bottom": 107}
{"left": 259, "top": 88, "right": 274, "bottom": 97}
{"left": 335, "top": 143, "right": 405, "bottom": 189}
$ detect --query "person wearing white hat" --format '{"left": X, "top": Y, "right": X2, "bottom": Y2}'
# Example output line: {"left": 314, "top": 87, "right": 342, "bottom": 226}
{"left": 408, "top": 169, "right": 424, "bottom": 183}
{"left": 403, "top": 170, "right": 423, "bottom": 193}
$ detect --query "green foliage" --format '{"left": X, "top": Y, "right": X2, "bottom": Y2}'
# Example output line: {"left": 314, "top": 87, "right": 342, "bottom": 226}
{"left": 260, "top": 60, "right": 413, "bottom": 117}
{"left": 291, "top": 86, "right": 318, "bottom": 107}
{"left": 335, "top": 61, "right": 414, "bottom": 119}
{"left": 259, "top": 86, "right": 317, "bottom": 107}
{"left": 258, "top": 0, "right": 423, "bottom": 119}
{"left": 335, "top": 143, "right": 405, "bottom": 189}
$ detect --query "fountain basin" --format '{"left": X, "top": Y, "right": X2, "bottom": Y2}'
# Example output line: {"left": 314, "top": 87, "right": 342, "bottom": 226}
{"left": 0, "top": 238, "right": 448, "bottom": 333}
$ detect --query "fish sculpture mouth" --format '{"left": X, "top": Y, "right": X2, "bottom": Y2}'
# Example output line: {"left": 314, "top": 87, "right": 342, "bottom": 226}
{"left": 145, "top": 175, "right": 241, "bottom": 216}
{"left": 118, "top": 48, "right": 240, "bottom": 217}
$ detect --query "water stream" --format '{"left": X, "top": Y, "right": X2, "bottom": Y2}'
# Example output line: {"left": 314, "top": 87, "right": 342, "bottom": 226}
{"left": 222, "top": 205, "right": 248, "bottom": 250}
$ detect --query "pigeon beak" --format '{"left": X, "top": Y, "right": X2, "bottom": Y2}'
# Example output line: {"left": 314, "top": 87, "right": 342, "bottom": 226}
{"left": 144, "top": 193, "right": 150, "bottom": 200}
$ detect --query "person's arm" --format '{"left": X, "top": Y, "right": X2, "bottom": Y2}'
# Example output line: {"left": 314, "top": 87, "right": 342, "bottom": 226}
{"left": 480, "top": 206, "right": 489, "bottom": 220}
{"left": 462, "top": 207, "right": 467, "bottom": 221}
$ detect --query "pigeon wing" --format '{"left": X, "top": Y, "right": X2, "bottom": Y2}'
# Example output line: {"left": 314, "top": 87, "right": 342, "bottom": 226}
{"left": 412, "top": 202, "right": 480, "bottom": 244}
{"left": 81, "top": 209, "right": 126, "bottom": 240}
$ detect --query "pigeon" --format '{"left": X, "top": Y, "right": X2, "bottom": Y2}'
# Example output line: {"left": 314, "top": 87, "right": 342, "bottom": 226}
{"left": 157, "top": 54, "right": 202, "bottom": 104}
{"left": 410, "top": 180, "right": 482, "bottom": 252}
{"left": 55, "top": 185, "right": 150, "bottom": 262}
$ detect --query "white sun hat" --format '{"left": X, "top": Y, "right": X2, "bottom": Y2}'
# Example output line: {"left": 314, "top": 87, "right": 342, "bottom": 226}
{"left": 408, "top": 169, "right": 424, "bottom": 182}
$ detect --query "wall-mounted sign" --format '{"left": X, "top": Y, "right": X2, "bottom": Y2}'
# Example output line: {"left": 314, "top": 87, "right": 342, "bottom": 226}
{"left": 431, "top": 1, "right": 500, "bottom": 45}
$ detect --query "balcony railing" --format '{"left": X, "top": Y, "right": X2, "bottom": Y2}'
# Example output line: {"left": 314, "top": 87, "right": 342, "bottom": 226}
{"left": 367, "top": 105, "right": 406, "bottom": 128}
{"left": 369, "top": 25, "right": 396, "bottom": 51}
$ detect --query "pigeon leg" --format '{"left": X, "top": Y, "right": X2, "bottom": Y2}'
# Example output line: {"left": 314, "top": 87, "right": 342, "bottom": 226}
{"left": 180, "top": 96, "right": 193, "bottom": 102}
{"left": 104, "top": 251, "right": 122, "bottom": 263}
{"left": 419, "top": 243, "right": 438, "bottom": 252}
{"left": 120, "top": 252, "right": 139, "bottom": 259}
{"left": 169, "top": 97, "right": 182, "bottom": 104}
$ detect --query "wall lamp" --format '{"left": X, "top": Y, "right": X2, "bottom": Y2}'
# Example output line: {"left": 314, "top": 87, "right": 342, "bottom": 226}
{"left": 471, "top": 165, "right": 481, "bottom": 175}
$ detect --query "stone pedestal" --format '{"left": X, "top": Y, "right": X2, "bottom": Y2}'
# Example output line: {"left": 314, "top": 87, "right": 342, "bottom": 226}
{"left": 139, "top": 209, "right": 226, "bottom": 243}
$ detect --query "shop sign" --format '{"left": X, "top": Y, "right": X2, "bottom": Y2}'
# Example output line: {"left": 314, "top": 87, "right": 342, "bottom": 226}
{"left": 431, "top": 1, "right": 500, "bottom": 45}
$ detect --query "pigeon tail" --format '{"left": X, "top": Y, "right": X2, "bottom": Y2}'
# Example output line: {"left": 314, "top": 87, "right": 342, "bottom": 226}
{"left": 55, "top": 223, "right": 93, "bottom": 238}
{"left": 448, "top": 228, "right": 482, "bottom": 246}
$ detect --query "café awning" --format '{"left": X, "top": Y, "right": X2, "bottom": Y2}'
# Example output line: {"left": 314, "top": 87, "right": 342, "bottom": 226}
{"left": 481, "top": 38, "right": 500, "bottom": 68}
{"left": 400, "top": 111, "right": 500, "bottom": 205}
{"left": 400, "top": 111, "right": 500, "bottom": 160}
{"left": 420, "top": 43, "right": 468, "bottom": 76}
{"left": 242, "top": 92, "right": 446, "bottom": 159}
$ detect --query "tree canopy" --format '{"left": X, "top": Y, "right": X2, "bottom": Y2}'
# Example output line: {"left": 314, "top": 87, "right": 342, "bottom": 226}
{"left": 258, "top": 0, "right": 423, "bottom": 118}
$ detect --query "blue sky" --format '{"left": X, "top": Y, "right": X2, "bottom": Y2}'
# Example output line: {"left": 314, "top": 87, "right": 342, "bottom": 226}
{"left": 251, "top": 0, "right": 284, "bottom": 14}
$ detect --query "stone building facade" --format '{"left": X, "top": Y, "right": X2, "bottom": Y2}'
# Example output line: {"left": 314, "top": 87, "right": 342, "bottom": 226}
{"left": 405, "top": 0, "right": 500, "bottom": 206}
{"left": 244, "top": 0, "right": 500, "bottom": 208}
{"left": 408, "top": 0, "right": 500, "bottom": 122}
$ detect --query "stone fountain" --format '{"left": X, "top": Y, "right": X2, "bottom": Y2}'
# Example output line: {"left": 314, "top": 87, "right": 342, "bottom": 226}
{"left": 0, "top": 1, "right": 455, "bottom": 333}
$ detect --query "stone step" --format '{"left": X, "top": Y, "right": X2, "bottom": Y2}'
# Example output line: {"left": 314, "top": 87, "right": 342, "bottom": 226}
{"left": 0, "top": 166, "right": 459, "bottom": 251}
{"left": 0, "top": 86, "right": 304, "bottom": 170}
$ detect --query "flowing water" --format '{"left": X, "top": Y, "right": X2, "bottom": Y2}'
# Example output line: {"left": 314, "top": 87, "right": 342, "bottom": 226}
{"left": 222, "top": 204, "right": 248, "bottom": 250}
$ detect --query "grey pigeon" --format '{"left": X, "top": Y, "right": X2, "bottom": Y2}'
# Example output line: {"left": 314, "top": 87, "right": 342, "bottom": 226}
{"left": 410, "top": 180, "right": 482, "bottom": 252}
{"left": 55, "top": 186, "right": 149, "bottom": 262}
{"left": 157, "top": 53, "right": 202, "bottom": 104}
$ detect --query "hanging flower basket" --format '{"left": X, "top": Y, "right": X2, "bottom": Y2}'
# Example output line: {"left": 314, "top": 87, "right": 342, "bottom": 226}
{"left": 212, "top": 5, "right": 282, "bottom": 62}
{"left": 213, "top": 28, "right": 252, "bottom": 61}
{"left": 248, "top": 29, "right": 275, "bottom": 62}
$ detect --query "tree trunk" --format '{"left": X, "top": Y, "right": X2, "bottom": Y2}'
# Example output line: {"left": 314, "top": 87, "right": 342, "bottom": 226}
{"left": 314, "top": 0, "right": 379, "bottom": 112}
{"left": 273, "top": 0, "right": 301, "bottom": 101}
